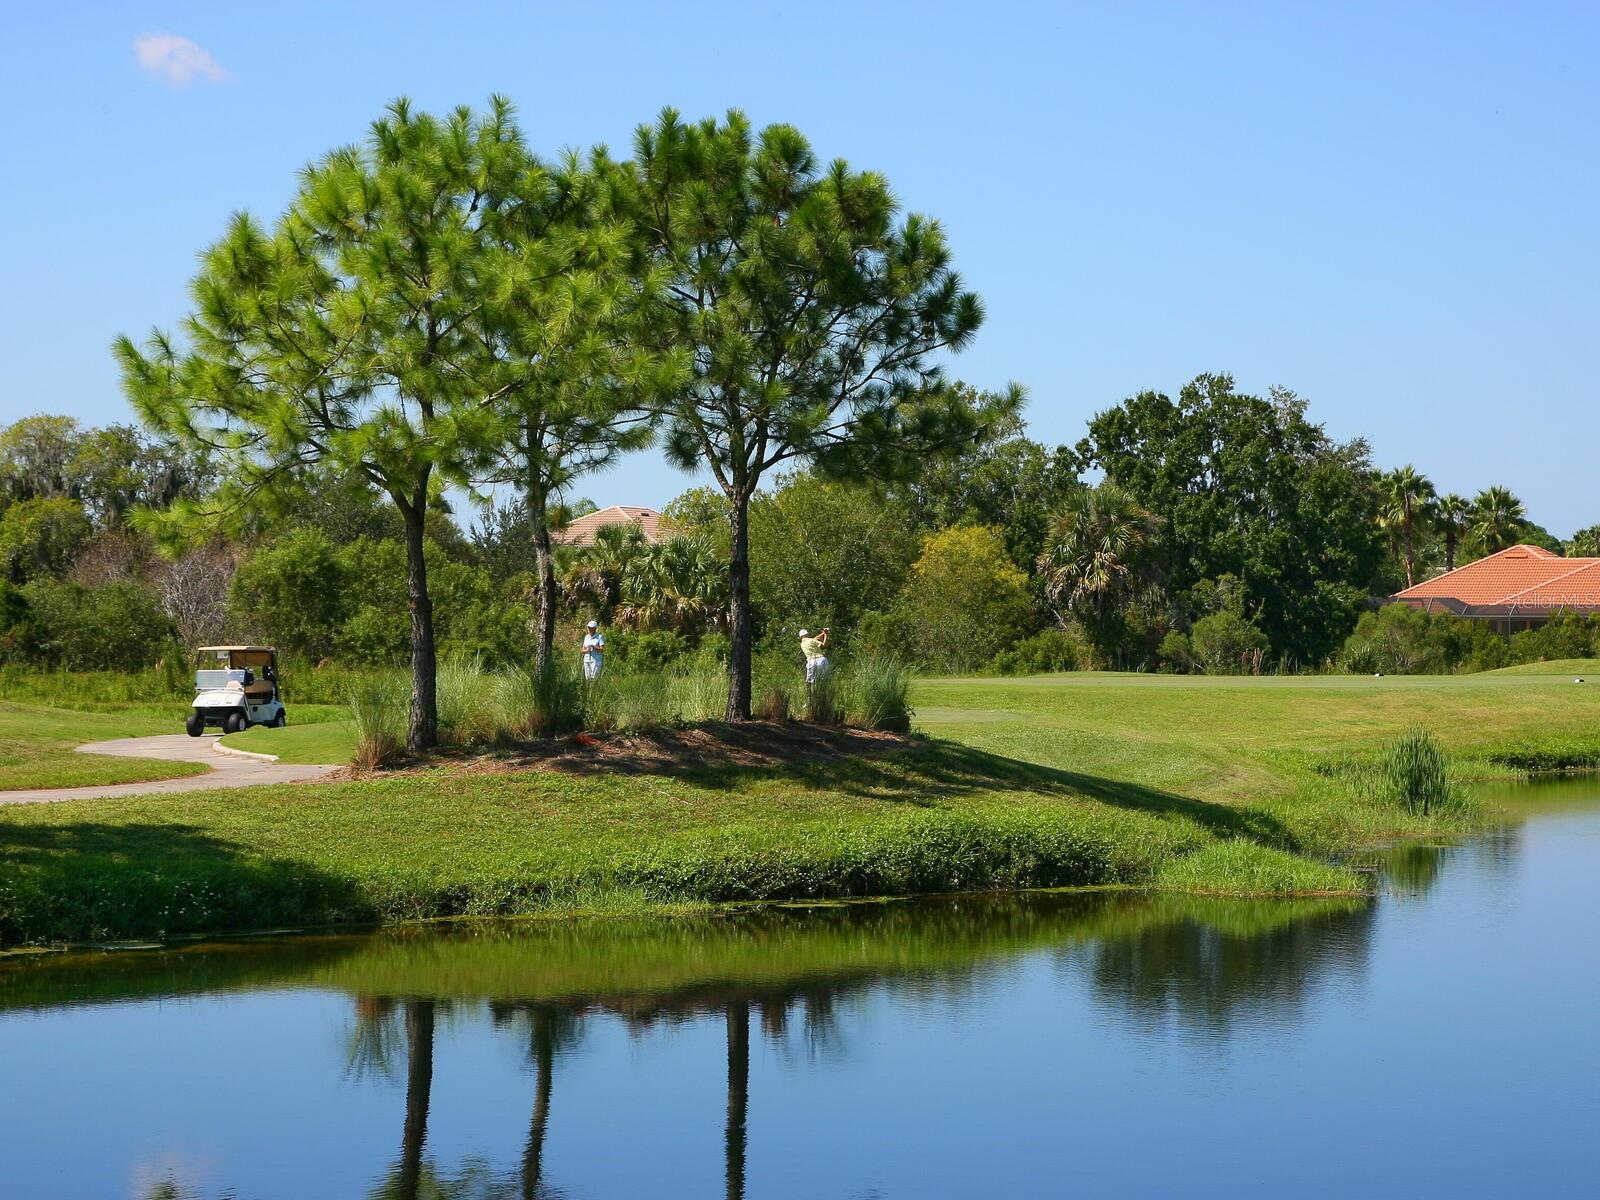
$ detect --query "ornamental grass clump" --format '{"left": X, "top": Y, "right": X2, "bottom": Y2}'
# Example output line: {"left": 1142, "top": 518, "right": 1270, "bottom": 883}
{"left": 669, "top": 668, "right": 728, "bottom": 724}
{"left": 435, "top": 658, "right": 496, "bottom": 746}
{"left": 347, "top": 674, "right": 407, "bottom": 769}
{"left": 1381, "top": 726, "right": 1455, "bottom": 816}
{"left": 803, "top": 672, "right": 841, "bottom": 725}
{"left": 755, "top": 683, "right": 793, "bottom": 721}
{"left": 588, "top": 672, "right": 677, "bottom": 732}
{"left": 840, "top": 654, "right": 912, "bottom": 729}
{"left": 496, "top": 662, "right": 584, "bottom": 739}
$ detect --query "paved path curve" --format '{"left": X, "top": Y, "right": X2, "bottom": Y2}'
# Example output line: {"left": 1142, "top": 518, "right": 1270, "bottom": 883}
{"left": 0, "top": 734, "right": 340, "bottom": 806}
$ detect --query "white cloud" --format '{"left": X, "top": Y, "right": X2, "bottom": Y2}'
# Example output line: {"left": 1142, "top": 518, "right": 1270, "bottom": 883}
{"left": 133, "top": 33, "right": 229, "bottom": 87}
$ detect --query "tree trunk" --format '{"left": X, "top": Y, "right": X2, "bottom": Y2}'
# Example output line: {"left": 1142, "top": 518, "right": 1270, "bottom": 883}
{"left": 522, "top": 1008, "right": 555, "bottom": 1200}
{"left": 399, "top": 999, "right": 435, "bottom": 1200}
{"left": 1402, "top": 506, "right": 1416, "bottom": 588}
{"left": 724, "top": 1001, "right": 749, "bottom": 1200}
{"left": 528, "top": 482, "right": 557, "bottom": 674}
{"left": 401, "top": 499, "right": 439, "bottom": 752}
{"left": 1445, "top": 529, "right": 1457, "bottom": 572}
{"left": 725, "top": 492, "right": 753, "bottom": 720}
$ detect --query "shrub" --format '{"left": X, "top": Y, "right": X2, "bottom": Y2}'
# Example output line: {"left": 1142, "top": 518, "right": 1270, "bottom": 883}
{"left": 348, "top": 674, "right": 408, "bottom": 768}
{"left": 605, "top": 629, "right": 693, "bottom": 673}
{"left": 1508, "top": 612, "right": 1600, "bottom": 665}
{"left": 990, "top": 628, "right": 1083, "bottom": 676}
{"left": 1337, "top": 603, "right": 1515, "bottom": 675}
{"left": 17, "top": 579, "right": 173, "bottom": 670}
{"left": 1158, "top": 629, "right": 1193, "bottom": 673}
{"left": 1190, "top": 610, "right": 1269, "bottom": 675}
{"left": 853, "top": 607, "right": 916, "bottom": 661}
{"left": 1381, "top": 726, "right": 1455, "bottom": 817}
{"left": 839, "top": 654, "right": 912, "bottom": 727}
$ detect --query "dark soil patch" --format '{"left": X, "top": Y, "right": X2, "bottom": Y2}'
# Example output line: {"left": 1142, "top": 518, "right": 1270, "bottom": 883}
{"left": 359, "top": 721, "right": 915, "bottom": 780}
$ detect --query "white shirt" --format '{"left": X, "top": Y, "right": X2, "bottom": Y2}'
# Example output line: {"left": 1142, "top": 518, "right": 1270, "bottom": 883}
{"left": 582, "top": 632, "right": 605, "bottom": 656}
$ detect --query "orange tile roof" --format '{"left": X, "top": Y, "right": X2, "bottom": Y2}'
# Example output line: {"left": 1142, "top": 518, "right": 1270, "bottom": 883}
{"left": 1393, "top": 545, "right": 1600, "bottom": 615}
{"left": 551, "top": 505, "right": 673, "bottom": 547}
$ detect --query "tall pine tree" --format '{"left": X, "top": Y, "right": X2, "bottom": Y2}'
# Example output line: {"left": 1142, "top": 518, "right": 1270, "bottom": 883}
{"left": 610, "top": 110, "right": 1017, "bottom": 717}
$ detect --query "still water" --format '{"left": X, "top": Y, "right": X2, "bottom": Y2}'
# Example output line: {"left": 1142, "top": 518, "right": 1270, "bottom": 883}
{"left": 2, "top": 781, "right": 1597, "bottom": 1199}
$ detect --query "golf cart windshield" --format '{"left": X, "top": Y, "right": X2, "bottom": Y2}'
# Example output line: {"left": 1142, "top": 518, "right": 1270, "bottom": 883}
{"left": 196, "top": 668, "right": 248, "bottom": 691}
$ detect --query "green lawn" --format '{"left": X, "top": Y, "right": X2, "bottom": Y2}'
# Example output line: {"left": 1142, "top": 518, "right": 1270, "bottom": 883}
{"left": 1481, "top": 658, "right": 1600, "bottom": 676}
{"left": 0, "top": 702, "right": 207, "bottom": 791}
{"left": 222, "top": 720, "right": 355, "bottom": 764}
{"left": 2, "top": 670, "right": 1597, "bottom": 946}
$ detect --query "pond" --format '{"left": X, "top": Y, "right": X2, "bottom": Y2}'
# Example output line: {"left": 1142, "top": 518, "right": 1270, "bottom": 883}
{"left": 2, "top": 779, "right": 1597, "bottom": 1198}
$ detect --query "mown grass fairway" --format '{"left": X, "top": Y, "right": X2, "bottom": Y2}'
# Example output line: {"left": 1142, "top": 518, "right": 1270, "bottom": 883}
{"left": 2, "top": 671, "right": 1597, "bottom": 946}
{"left": 0, "top": 702, "right": 207, "bottom": 791}
{"left": 222, "top": 720, "right": 355, "bottom": 764}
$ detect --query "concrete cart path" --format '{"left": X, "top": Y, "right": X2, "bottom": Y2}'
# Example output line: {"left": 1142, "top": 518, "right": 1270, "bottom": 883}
{"left": 0, "top": 734, "right": 340, "bottom": 806}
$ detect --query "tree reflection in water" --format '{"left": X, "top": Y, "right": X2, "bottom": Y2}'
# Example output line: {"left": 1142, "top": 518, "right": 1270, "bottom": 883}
{"left": 1077, "top": 899, "right": 1375, "bottom": 1036}
{"left": 304, "top": 892, "right": 1377, "bottom": 1196}
{"left": 21, "top": 887, "right": 1402, "bottom": 1199}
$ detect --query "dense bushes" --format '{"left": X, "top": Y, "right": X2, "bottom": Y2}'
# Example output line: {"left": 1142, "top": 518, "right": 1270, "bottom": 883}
{"left": 1189, "top": 611, "right": 1270, "bottom": 675}
{"left": 229, "top": 529, "right": 529, "bottom": 667}
{"left": 990, "top": 628, "right": 1084, "bottom": 675}
{"left": 1340, "top": 604, "right": 1597, "bottom": 675}
{"left": 0, "top": 579, "right": 173, "bottom": 670}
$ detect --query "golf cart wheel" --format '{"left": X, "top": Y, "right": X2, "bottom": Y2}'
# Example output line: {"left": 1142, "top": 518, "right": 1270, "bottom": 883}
{"left": 224, "top": 712, "right": 245, "bottom": 735}
{"left": 272, "top": 711, "right": 288, "bottom": 728}
{"left": 185, "top": 713, "right": 205, "bottom": 738}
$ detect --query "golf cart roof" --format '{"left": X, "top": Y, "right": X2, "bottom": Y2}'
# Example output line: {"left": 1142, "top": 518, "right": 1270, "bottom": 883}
{"left": 196, "top": 645, "right": 276, "bottom": 653}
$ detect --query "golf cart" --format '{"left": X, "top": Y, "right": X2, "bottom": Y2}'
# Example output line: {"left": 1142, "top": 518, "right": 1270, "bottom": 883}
{"left": 186, "top": 645, "right": 287, "bottom": 736}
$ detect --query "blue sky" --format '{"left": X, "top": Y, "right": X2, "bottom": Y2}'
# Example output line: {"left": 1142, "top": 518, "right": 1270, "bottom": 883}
{"left": 3, "top": 2, "right": 1595, "bottom": 533}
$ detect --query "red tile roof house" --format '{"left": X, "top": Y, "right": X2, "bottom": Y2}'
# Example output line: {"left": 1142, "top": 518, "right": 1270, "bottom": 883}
{"left": 551, "top": 505, "right": 673, "bottom": 547}
{"left": 1391, "top": 544, "right": 1600, "bottom": 633}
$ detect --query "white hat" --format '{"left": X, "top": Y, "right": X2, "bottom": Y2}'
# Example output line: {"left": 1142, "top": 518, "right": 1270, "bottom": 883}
{"left": 798, "top": 629, "right": 810, "bottom": 638}
{"left": 586, "top": 620, "right": 598, "bottom": 629}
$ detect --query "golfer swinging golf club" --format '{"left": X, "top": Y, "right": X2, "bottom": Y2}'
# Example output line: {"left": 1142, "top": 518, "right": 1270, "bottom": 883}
{"left": 799, "top": 626, "right": 830, "bottom": 687}
{"left": 581, "top": 620, "right": 605, "bottom": 681}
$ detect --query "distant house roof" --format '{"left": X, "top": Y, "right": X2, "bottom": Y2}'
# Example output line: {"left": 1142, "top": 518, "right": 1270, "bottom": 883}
{"left": 551, "top": 505, "right": 672, "bottom": 547}
{"left": 1392, "top": 544, "right": 1600, "bottom": 617}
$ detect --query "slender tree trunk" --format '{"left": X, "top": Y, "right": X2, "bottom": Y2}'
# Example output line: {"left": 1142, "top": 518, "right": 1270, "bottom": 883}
{"left": 1445, "top": 528, "right": 1457, "bottom": 572}
{"left": 399, "top": 999, "right": 436, "bottom": 1200}
{"left": 1402, "top": 506, "right": 1416, "bottom": 588}
{"left": 401, "top": 496, "right": 439, "bottom": 752}
{"left": 522, "top": 1008, "right": 555, "bottom": 1200}
{"left": 725, "top": 492, "right": 753, "bottom": 721}
{"left": 724, "top": 1001, "right": 749, "bottom": 1200}
{"left": 528, "top": 481, "right": 557, "bottom": 674}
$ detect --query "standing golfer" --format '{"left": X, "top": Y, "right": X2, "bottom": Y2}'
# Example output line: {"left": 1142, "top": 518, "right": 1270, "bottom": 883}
{"left": 581, "top": 620, "right": 606, "bottom": 681}
{"left": 798, "top": 627, "right": 830, "bottom": 685}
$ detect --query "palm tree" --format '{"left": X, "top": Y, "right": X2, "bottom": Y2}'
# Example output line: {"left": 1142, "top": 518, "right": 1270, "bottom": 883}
{"left": 1379, "top": 466, "right": 1436, "bottom": 588}
{"left": 1036, "top": 483, "right": 1162, "bottom": 655}
{"left": 1436, "top": 493, "right": 1470, "bottom": 572}
{"left": 1469, "top": 486, "right": 1527, "bottom": 555}
{"left": 618, "top": 535, "right": 728, "bottom": 633}
{"left": 1568, "top": 524, "right": 1600, "bottom": 557}
{"left": 558, "top": 521, "right": 650, "bottom": 620}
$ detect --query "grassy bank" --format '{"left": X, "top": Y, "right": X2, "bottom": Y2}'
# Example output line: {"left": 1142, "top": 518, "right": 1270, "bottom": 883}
{"left": 0, "top": 702, "right": 207, "bottom": 791}
{"left": 5, "top": 670, "right": 1593, "bottom": 946}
